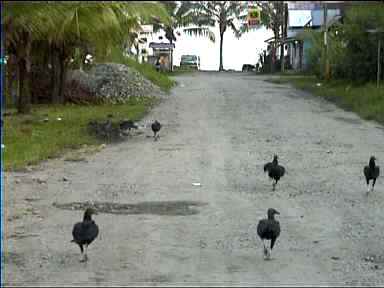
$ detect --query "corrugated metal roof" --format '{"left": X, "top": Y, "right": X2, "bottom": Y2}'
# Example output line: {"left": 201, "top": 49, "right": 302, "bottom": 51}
{"left": 149, "top": 42, "right": 175, "bottom": 49}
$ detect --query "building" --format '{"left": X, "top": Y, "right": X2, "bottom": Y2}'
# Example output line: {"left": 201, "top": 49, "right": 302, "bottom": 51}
{"left": 284, "top": 1, "right": 382, "bottom": 71}
{"left": 148, "top": 42, "right": 176, "bottom": 72}
{"left": 286, "top": 1, "right": 343, "bottom": 71}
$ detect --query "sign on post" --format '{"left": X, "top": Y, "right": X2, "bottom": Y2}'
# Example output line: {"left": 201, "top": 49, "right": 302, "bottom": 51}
{"left": 247, "top": 5, "right": 261, "bottom": 28}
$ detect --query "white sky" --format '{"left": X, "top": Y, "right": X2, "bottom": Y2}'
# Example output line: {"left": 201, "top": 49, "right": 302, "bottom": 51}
{"left": 145, "top": 24, "right": 274, "bottom": 71}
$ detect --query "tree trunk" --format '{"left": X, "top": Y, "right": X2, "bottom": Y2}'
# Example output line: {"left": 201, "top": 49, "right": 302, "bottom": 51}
{"left": 16, "top": 31, "right": 32, "bottom": 114}
{"left": 59, "top": 58, "right": 67, "bottom": 103}
{"left": 17, "top": 58, "right": 31, "bottom": 114}
{"left": 51, "top": 47, "right": 61, "bottom": 104}
{"left": 6, "top": 54, "right": 18, "bottom": 107}
{"left": 135, "top": 42, "right": 139, "bottom": 62}
{"left": 219, "top": 32, "right": 224, "bottom": 71}
{"left": 51, "top": 45, "right": 67, "bottom": 104}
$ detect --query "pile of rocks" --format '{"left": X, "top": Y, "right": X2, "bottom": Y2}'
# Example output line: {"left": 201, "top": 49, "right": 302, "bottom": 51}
{"left": 66, "top": 63, "right": 162, "bottom": 104}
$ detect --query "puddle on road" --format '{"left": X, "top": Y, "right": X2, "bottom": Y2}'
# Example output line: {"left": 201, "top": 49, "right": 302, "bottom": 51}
{"left": 333, "top": 116, "right": 363, "bottom": 125}
{"left": 53, "top": 201, "right": 208, "bottom": 216}
{"left": 3, "top": 252, "right": 26, "bottom": 267}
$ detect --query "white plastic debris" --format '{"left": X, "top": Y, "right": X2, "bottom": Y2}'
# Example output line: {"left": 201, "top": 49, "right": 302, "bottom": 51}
{"left": 316, "top": 83, "right": 322, "bottom": 87}
{"left": 57, "top": 117, "right": 62, "bottom": 121}
{"left": 192, "top": 182, "right": 201, "bottom": 187}
{"left": 1, "top": 144, "right": 5, "bottom": 149}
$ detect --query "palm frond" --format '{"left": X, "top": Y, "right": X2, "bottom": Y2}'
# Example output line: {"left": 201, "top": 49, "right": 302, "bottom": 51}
{"left": 183, "top": 27, "right": 216, "bottom": 42}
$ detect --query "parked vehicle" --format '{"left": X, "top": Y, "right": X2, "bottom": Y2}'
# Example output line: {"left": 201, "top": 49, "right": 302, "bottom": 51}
{"left": 242, "top": 64, "right": 256, "bottom": 72}
{"left": 180, "top": 55, "right": 200, "bottom": 70}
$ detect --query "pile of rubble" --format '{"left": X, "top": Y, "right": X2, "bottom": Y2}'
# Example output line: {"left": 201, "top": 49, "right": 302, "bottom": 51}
{"left": 66, "top": 63, "right": 162, "bottom": 104}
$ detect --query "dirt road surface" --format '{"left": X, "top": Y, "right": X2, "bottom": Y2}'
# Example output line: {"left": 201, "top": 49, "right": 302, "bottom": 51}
{"left": 3, "top": 72, "right": 384, "bottom": 286}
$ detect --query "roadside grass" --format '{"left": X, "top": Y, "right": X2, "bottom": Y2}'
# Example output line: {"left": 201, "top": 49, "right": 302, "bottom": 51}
{"left": 3, "top": 47, "right": 177, "bottom": 171}
{"left": 3, "top": 97, "right": 157, "bottom": 171}
{"left": 266, "top": 75, "right": 384, "bottom": 125}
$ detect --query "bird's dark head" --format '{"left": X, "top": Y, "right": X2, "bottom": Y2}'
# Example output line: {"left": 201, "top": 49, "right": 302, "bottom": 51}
{"left": 267, "top": 208, "right": 280, "bottom": 219}
{"left": 83, "top": 207, "right": 98, "bottom": 220}
{"left": 272, "top": 155, "right": 278, "bottom": 164}
{"left": 369, "top": 156, "right": 377, "bottom": 167}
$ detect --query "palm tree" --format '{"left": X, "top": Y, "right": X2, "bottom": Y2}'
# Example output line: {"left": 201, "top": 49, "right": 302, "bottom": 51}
{"left": 3, "top": 1, "right": 171, "bottom": 111}
{"left": 3, "top": 2, "right": 67, "bottom": 113}
{"left": 255, "top": 1, "right": 286, "bottom": 73}
{"left": 183, "top": 1, "right": 248, "bottom": 71}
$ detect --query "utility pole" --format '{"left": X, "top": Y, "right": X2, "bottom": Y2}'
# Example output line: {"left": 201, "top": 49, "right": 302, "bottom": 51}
{"left": 281, "top": 2, "right": 287, "bottom": 73}
{"left": 367, "top": 29, "right": 383, "bottom": 88}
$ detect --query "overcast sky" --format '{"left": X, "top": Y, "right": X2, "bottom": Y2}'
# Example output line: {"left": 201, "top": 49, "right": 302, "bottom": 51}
{"left": 147, "top": 24, "right": 274, "bottom": 71}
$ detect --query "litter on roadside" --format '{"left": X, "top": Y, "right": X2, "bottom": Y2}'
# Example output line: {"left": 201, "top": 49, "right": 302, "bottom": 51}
{"left": 57, "top": 117, "right": 62, "bottom": 121}
{"left": 192, "top": 182, "right": 201, "bottom": 187}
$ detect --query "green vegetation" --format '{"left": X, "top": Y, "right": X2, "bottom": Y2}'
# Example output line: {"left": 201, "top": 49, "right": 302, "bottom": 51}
{"left": 303, "top": 4, "right": 384, "bottom": 83}
{"left": 266, "top": 76, "right": 384, "bottom": 124}
{"left": 3, "top": 97, "right": 157, "bottom": 170}
{"left": 4, "top": 2, "right": 171, "bottom": 113}
{"left": 264, "top": 5, "right": 384, "bottom": 127}
{"left": 3, "top": 2, "right": 177, "bottom": 169}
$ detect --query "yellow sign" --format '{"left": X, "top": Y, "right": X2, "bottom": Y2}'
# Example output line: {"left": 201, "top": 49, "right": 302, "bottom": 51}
{"left": 247, "top": 7, "right": 261, "bottom": 26}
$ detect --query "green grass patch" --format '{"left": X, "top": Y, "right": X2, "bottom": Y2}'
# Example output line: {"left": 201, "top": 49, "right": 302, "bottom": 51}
{"left": 3, "top": 97, "right": 157, "bottom": 171}
{"left": 266, "top": 75, "right": 384, "bottom": 124}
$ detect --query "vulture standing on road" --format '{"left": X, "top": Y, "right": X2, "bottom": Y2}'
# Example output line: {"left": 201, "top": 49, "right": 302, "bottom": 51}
{"left": 151, "top": 120, "right": 161, "bottom": 140}
{"left": 119, "top": 119, "right": 138, "bottom": 135}
{"left": 364, "top": 156, "right": 380, "bottom": 194}
{"left": 257, "top": 208, "right": 281, "bottom": 260}
{"left": 264, "top": 155, "right": 285, "bottom": 191}
{"left": 71, "top": 207, "right": 99, "bottom": 262}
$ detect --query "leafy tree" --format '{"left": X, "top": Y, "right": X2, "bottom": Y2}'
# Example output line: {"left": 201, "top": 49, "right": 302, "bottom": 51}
{"left": 303, "top": 4, "right": 384, "bottom": 83}
{"left": 3, "top": 1, "right": 171, "bottom": 111}
{"left": 255, "top": 1, "right": 285, "bottom": 73}
{"left": 183, "top": 1, "right": 248, "bottom": 71}
{"left": 153, "top": 1, "right": 201, "bottom": 44}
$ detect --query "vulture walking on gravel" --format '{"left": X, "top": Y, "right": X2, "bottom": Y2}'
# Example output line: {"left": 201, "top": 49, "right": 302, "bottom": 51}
{"left": 364, "top": 156, "right": 380, "bottom": 194}
{"left": 264, "top": 155, "right": 285, "bottom": 191}
{"left": 151, "top": 120, "right": 161, "bottom": 141}
{"left": 71, "top": 208, "right": 99, "bottom": 262}
{"left": 257, "top": 208, "right": 281, "bottom": 260}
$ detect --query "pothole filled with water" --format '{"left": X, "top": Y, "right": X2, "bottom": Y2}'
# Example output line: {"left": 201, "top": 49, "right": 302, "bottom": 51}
{"left": 53, "top": 200, "right": 208, "bottom": 216}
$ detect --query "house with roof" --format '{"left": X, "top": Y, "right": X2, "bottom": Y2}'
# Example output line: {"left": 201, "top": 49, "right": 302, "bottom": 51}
{"left": 284, "top": 1, "right": 344, "bottom": 71}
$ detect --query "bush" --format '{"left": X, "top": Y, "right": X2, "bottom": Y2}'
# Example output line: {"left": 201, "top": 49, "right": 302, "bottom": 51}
{"left": 304, "top": 4, "right": 384, "bottom": 83}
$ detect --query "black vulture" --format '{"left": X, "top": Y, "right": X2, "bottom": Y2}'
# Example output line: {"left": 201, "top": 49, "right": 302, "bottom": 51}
{"left": 364, "top": 156, "right": 380, "bottom": 194}
{"left": 71, "top": 207, "right": 99, "bottom": 262}
{"left": 151, "top": 120, "right": 161, "bottom": 140}
{"left": 257, "top": 208, "right": 280, "bottom": 260}
{"left": 264, "top": 155, "right": 285, "bottom": 191}
{"left": 119, "top": 120, "right": 138, "bottom": 135}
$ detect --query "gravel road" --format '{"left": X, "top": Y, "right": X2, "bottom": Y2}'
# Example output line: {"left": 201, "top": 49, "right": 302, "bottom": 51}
{"left": 3, "top": 72, "right": 384, "bottom": 286}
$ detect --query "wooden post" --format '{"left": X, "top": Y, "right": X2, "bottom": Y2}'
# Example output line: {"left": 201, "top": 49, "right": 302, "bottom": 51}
{"left": 323, "top": 2, "right": 330, "bottom": 80}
